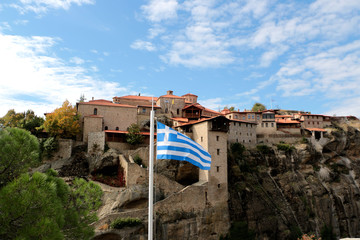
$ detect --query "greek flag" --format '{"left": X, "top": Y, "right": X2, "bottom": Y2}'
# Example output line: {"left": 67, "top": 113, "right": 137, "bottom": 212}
{"left": 156, "top": 122, "right": 211, "bottom": 170}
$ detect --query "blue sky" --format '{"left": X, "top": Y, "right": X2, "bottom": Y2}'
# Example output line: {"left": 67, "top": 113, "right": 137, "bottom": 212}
{"left": 0, "top": 0, "right": 360, "bottom": 117}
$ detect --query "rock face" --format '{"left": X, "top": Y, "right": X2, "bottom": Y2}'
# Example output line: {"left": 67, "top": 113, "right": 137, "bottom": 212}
{"left": 228, "top": 122, "right": 360, "bottom": 239}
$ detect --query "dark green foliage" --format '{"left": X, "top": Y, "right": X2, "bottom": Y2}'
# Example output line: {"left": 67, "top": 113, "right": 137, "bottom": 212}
{"left": 126, "top": 123, "right": 144, "bottom": 145}
{"left": 110, "top": 217, "right": 142, "bottom": 229}
{"left": 256, "top": 144, "right": 271, "bottom": 154}
{"left": 289, "top": 225, "right": 302, "bottom": 240}
{"left": 230, "top": 142, "right": 245, "bottom": 158}
{"left": 0, "top": 170, "right": 103, "bottom": 240}
{"left": 301, "top": 137, "right": 308, "bottom": 144}
{"left": 321, "top": 225, "right": 336, "bottom": 240}
{"left": 133, "top": 154, "right": 146, "bottom": 167}
{"left": 104, "top": 143, "right": 110, "bottom": 152}
{"left": 0, "top": 127, "right": 40, "bottom": 187}
{"left": 0, "top": 109, "right": 44, "bottom": 135}
{"left": 276, "top": 143, "right": 295, "bottom": 153}
{"left": 251, "top": 103, "right": 266, "bottom": 112}
{"left": 40, "top": 137, "right": 59, "bottom": 159}
{"left": 221, "top": 221, "right": 255, "bottom": 240}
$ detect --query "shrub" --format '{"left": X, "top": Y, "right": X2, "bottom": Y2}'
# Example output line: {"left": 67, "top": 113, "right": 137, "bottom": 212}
{"left": 277, "top": 143, "right": 295, "bottom": 153}
{"left": 256, "top": 144, "right": 271, "bottom": 154}
{"left": 110, "top": 217, "right": 142, "bottom": 229}
{"left": 40, "top": 137, "right": 59, "bottom": 159}
{"left": 133, "top": 154, "right": 143, "bottom": 166}
{"left": 300, "top": 137, "right": 308, "bottom": 144}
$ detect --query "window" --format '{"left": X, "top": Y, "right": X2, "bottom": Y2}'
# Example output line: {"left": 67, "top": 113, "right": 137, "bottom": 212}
{"left": 248, "top": 115, "right": 250, "bottom": 119}
{"left": 261, "top": 123, "right": 264, "bottom": 127}
{"left": 266, "top": 123, "right": 268, "bottom": 127}
{"left": 216, "top": 136, "right": 219, "bottom": 141}
{"left": 217, "top": 166, "right": 220, "bottom": 172}
{"left": 243, "top": 116, "right": 245, "bottom": 120}
{"left": 94, "top": 108, "right": 97, "bottom": 115}
{"left": 177, "top": 109, "right": 179, "bottom": 115}
{"left": 252, "top": 115, "right": 254, "bottom": 119}
{"left": 217, "top": 149, "right": 220, "bottom": 155}
{"left": 218, "top": 184, "right": 221, "bottom": 189}
{"left": 142, "top": 108, "right": 146, "bottom": 114}
{"left": 257, "top": 115, "right": 260, "bottom": 120}
{"left": 105, "top": 126, "right": 108, "bottom": 130}
{"left": 165, "top": 108, "right": 168, "bottom": 113}
{"left": 116, "top": 127, "right": 119, "bottom": 130}
{"left": 229, "top": 116, "right": 232, "bottom": 119}
{"left": 271, "top": 123, "right": 274, "bottom": 127}
{"left": 201, "top": 137, "right": 203, "bottom": 142}
{"left": 235, "top": 115, "right": 238, "bottom": 119}
{"left": 236, "top": 138, "right": 238, "bottom": 142}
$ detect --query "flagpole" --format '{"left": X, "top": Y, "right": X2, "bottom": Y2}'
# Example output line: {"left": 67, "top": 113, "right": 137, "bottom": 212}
{"left": 148, "top": 97, "right": 155, "bottom": 240}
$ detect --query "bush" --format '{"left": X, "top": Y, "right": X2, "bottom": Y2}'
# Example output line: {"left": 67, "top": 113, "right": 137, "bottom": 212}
{"left": 320, "top": 224, "right": 336, "bottom": 240}
{"left": 256, "top": 144, "right": 271, "bottom": 154}
{"left": 277, "top": 143, "right": 295, "bottom": 153}
{"left": 40, "top": 137, "right": 59, "bottom": 159}
{"left": 300, "top": 137, "right": 308, "bottom": 144}
{"left": 110, "top": 217, "right": 142, "bottom": 229}
{"left": 133, "top": 154, "right": 146, "bottom": 167}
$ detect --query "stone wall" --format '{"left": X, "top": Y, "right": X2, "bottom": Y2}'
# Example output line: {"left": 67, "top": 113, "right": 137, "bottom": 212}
{"left": 228, "top": 121, "right": 257, "bottom": 146}
{"left": 88, "top": 132, "right": 105, "bottom": 154}
{"left": 83, "top": 116, "right": 103, "bottom": 142}
{"left": 78, "top": 104, "right": 137, "bottom": 132}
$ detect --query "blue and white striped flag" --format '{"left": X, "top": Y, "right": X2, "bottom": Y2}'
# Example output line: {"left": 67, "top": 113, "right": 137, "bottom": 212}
{"left": 156, "top": 122, "right": 211, "bottom": 170}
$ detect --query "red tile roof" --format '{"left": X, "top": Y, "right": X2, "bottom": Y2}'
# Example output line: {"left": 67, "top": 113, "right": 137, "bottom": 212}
{"left": 79, "top": 100, "right": 136, "bottom": 108}
{"left": 276, "top": 119, "right": 300, "bottom": 124}
{"left": 174, "top": 115, "right": 226, "bottom": 127}
{"left": 203, "top": 107, "right": 221, "bottom": 115}
{"left": 183, "top": 103, "right": 205, "bottom": 110}
{"left": 114, "top": 95, "right": 158, "bottom": 101}
{"left": 301, "top": 113, "right": 324, "bottom": 116}
{"left": 171, "top": 117, "right": 189, "bottom": 122}
{"left": 305, "top": 128, "right": 327, "bottom": 132}
{"left": 159, "top": 94, "right": 185, "bottom": 99}
{"left": 182, "top": 93, "right": 198, "bottom": 97}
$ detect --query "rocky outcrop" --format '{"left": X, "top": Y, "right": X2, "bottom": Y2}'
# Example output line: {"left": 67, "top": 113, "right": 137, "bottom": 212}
{"left": 228, "top": 122, "right": 360, "bottom": 239}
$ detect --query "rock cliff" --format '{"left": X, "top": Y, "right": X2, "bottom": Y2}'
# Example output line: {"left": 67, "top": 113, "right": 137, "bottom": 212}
{"left": 228, "top": 121, "right": 360, "bottom": 239}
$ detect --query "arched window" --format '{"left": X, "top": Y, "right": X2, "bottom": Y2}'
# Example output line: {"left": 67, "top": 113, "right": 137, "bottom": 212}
{"left": 105, "top": 126, "right": 108, "bottom": 130}
{"left": 94, "top": 108, "right": 97, "bottom": 115}
{"left": 116, "top": 127, "right": 119, "bottom": 130}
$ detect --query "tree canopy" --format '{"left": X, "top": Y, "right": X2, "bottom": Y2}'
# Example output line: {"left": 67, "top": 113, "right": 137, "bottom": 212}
{"left": 0, "top": 127, "right": 40, "bottom": 187}
{"left": 0, "top": 170, "right": 102, "bottom": 240}
{"left": 126, "top": 123, "right": 144, "bottom": 145}
{"left": 0, "top": 109, "right": 44, "bottom": 134}
{"left": 43, "top": 100, "right": 80, "bottom": 139}
{"left": 251, "top": 103, "right": 266, "bottom": 112}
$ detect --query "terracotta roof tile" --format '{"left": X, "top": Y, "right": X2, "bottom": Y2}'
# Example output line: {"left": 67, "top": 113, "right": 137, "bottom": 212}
{"left": 305, "top": 128, "right": 327, "bottom": 132}
{"left": 182, "top": 93, "right": 198, "bottom": 97}
{"left": 159, "top": 94, "right": 185, "bottom": 99}
{"left": 276, "top": 119, "right": 300, "bottom": 124}
{"left": 114, "top": 95, "right": 158, "bottom": 101}
{"left": 79, "top": 100, "right": 136, "bottom": 108}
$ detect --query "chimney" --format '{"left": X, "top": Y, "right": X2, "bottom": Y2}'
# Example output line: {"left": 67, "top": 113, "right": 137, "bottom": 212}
{"left": 167, "top": 90, "right": 173, "bottom": 95}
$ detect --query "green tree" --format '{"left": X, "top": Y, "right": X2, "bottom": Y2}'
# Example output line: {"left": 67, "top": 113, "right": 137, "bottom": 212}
{"left": 126, "top": 123, "right": 144, "bottom": 145}
{"left": 0, "top": 170, "right": 102, "bottom": 240}
{"left": 0, "top": 109, "right": 44, "bottom": 134}
{"left": 0, "top": 127, "right": 40, "bottom": 187}
{"left": 251, "top": 103, "right": 266, "bottom": 112}
{"left": 43, "top": 100, "right": 80, "bottom": 139}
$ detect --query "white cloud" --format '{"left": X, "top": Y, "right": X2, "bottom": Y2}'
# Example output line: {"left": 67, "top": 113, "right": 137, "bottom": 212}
{"left": 70, "top": 56, "right": 84, "bottom": 65}
{"left": 198, "top": 97, "right": 223, "bottom": 111}
{"left": 273, "top": 40, "right": 360, "bottom": 108}
{"left": 0, "top": 22, "right": 12, "bottom": 31}
{"left": 9, "top": 0, "right": 95, "bottom": 14}
{"left": 0, "top": 32, "right": 128, "bottom": 116}
{"left": 141, "top": 0, "right": 178, "bottom": 22}
{"left": 131, "top": 40, "right": 156, "bottom": 51}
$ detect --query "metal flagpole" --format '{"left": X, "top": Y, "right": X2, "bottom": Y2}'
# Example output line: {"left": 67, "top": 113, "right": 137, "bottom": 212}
{"left": 148, "top": 97, "right": 155, "bottom": 240}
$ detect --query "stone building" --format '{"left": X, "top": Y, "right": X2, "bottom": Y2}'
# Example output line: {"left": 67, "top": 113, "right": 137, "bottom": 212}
{"left": 175, "top": 115, "right": 230, "bottom": 205}
{"left": 77, "top": 99, "right": 137, "bottom": 142}
{"left": 156, "top": 90, "right": 186, "bottom": 118}
{"left": 228, "top": 119, "right": 257, "bottom": 146}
